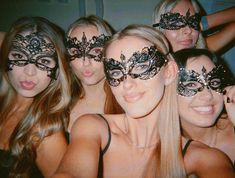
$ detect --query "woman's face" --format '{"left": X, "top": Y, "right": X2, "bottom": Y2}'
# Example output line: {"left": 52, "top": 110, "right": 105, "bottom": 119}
{"left": 177, "top": 55, "right": 224, "bottom": 128}
{"left": 68, "top": 25, "right": 106, "bottom": 86}
{"left": 7, "top": 31, "right": 57, "bottom": 98}
{"left": 164, "top": 0, "right": 200, "bottom": 52}
{"left": 104, "top": 36, "right": 169, "bottom": 118}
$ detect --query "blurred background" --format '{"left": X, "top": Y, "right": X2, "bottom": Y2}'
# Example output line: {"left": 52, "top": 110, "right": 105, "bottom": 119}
{"left": 0, "top": 0, "right": 234, "bottom": 75}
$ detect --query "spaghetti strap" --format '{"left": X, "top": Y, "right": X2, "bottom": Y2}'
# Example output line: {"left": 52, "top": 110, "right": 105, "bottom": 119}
{"left": 182, "top": 139, "right": 193, "bottom": 156}
{"left": 97, "top": 114, "right": 111, "bottom": 155}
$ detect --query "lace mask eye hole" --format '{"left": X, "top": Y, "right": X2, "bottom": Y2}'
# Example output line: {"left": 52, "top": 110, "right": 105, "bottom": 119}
{"left": 131, "top": 60, "right": 151, "bottom": 75}
{"left": 108, "top": 69, "right": 124, "bottom": 79}
{"left": 9, "top": 50, "right": 27, "bottom": 60}
{"left": 209, "top": 78, "right": 222, "bottom": 89}
{"left": 88, "top": 47, "right": 102, "bottom": 56}
{"left": 68, "top": 47, "right": 79, "bottom": 55}
{"left": 37, "top": 57, "right": 57, "bottom": 69}
{"left": 181, "top": 81, "right": 203, "bottom": 90}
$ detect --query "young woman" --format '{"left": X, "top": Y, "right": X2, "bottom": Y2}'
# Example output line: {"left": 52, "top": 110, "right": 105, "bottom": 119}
{"left": 174, "top": 48, "right": 235, "bottom": 168}
{"left": 0, "top": 16, "right": 71, "bottom": 177}
{"left": 153, "top": 0, "right": 235, "bottom": 53}
{"left": 66, "top": 15, "right": 122, "bottom": 133}
{"left": 53, "top": 25, "right": 235, "bottom": 178}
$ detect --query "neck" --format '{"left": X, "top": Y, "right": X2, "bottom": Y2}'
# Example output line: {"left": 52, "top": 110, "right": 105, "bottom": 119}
{"left": 82, "top": 78, "right": 106, "bottom": 100}
{"left": 14, "top": 94, "right": 33, "bottom": 112}
{"left": 181, "top": 120, "right": 217, "bottom": 147}
{"left": 123, "top": 107, "right": 161, "bottom": 149}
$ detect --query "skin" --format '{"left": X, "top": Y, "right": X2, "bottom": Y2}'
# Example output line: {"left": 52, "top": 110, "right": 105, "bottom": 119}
{"left": 52, "top": 36, "right": 177, "bottom": 177}
{"left": 178, "top": 55, "right": 235, "bottom": 166}
{"left": 68, "top": 25, "right": 107, "bottom": 132}
{"left": 0, "top": 31, "right": 67, "bottom": 177}
{"left": 52, "top": 36, "right": 235, "bottom": 178}
{"left": 203, "top": 6, "right": 235, "bottom": 52}
{"left": 164, "top": 0, "right": 199, "bottom": 52}
{"left": 69, "top": 26, "right": 105, "bottom": 86}
{"left": 177, "top": 56, "right": 224, "bottom": 128}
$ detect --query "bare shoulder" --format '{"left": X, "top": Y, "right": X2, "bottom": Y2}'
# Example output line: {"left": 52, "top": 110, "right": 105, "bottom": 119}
{"left": 184, "top": 141, "right": 235, "bottom": 178}
{"left": 71, "top": 114, "right": 108, "bottom": 134}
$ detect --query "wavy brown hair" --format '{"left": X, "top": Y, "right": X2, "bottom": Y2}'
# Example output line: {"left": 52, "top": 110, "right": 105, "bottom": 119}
{"left": 0, "top": 16, "right": 71, "bottom": 177}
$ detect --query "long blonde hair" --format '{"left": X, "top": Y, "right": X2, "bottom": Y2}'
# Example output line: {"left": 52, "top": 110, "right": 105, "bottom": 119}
{"left": 103, "top": 24, "right": 186, "bottom": 178}
{"left": 0, "top": 16, "right": 71, "bottom": 177}
{"left": 153, "top": 0, "right": 206, "bottom": 50}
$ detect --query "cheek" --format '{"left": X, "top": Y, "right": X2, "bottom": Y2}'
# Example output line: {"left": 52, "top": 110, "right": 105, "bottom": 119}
{"left": 177, "top": 96, "right": 192, "bottom": 115}
{"left": 192, "top": 30, "right": 200, "bottom": 43}
{"left": 7, "top": 67, "right": 23, "bottom": 85}
{"left": 70, "top": 60, "right": 83, "bottom": 75}
{"left": 164, "top": 30, "right": 178, "bottom": 44}
{"left": 92, "top": 61, "right": 104, "bottom": 70}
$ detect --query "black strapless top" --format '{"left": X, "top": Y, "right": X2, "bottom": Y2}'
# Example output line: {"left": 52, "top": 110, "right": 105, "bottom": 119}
{"left": 0, "top": 149, "right": 43, "bottom": 178}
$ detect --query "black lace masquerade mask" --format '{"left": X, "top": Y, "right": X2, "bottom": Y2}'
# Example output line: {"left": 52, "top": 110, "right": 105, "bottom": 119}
{"left": 153, "top": 9, "right": 201, "bottom": 31}
{"left": 66, "top": 32, "right": 110, "bottom": 62}
{"left": 104, "top": 46, "right": 168, "bottom": 87}
{"left": 177, "top": 65, "right": 232, "bottom": 97}
{"left": 7, "top": 32, "right": 58, "bottom": 80}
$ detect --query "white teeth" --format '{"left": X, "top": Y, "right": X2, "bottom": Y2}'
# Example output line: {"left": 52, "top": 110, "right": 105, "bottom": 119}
{"left": 193, "top": 106, "right": 213, "bottom": 112}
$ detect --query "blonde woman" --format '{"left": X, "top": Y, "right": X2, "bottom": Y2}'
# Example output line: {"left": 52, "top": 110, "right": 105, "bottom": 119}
{"left": 0, "top": 16, "right": 71, "bottom": 177}
{"left": 153, "top": 0, "right": 235, "bottom": 52}
{"left": 53, "top": 25, "right": 234, "bottom": 178}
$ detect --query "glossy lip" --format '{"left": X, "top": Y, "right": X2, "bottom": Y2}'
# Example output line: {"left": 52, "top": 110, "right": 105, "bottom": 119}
{"left": 20, "top": 81, "right": 36, "bottom": 90}
{"left": 123, "top": 92, "right": 145, "bottom": 103}
{"left": 192, "top": 105, "right": 214, "bottom": 115}
{"left": 83, "top": 70, "right": 94, "bottom": 77}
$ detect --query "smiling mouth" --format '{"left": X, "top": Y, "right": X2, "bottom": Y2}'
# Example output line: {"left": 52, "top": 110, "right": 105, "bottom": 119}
{"left": 192, "top": 106, "right": 214, "bottom": 114}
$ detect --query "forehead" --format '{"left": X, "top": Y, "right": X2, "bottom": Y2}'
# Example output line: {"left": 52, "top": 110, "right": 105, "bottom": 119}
{"left": 171, "top": 0, "right": 196, "bottom": 15}
{"left": 105, "top": 36, "right": 152, "bottom": 61}
{"left": 186, "top": 55, "right": 216, "bottom": 72}
{"left": 69, "top": 25, "right": 99, "bottom": 39}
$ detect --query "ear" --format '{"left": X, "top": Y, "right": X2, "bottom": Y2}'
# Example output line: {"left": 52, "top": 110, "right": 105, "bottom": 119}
{"left": 163, "top": 60, "right": 178, "bottom": 86}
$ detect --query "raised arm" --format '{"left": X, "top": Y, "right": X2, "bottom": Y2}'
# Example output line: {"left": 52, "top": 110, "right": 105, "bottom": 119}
{"left": 52, "top": 114, "right": 110, "bottom": 178}
{"left": 36, "top": 131, "right": 67, "bottom": 177}
{"left": 202, "top": 6, "right": 235, "bottom": 52}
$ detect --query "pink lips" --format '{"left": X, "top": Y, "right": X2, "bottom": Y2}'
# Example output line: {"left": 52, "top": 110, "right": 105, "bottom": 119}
{"left": 20, "top": 81, "right": 36, "bottom": 90}
{"left": 178, "top": 39, "right": 193, "bottom": 46}
{"left": 123, "top": 92, "right": 144, "bottom": 103}
{"left": 83, "top": 70, "right": 93, "bottom": 77}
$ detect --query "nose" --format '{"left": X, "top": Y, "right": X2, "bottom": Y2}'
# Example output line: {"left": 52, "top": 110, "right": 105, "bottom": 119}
{"left": 82, "top": 57, "right": 92, "bottom": 66}
{"left": 24, "top": 63, "right": 37, "bottom": 76}
{"left": 198, "top": 87, "right": 213, "bottom": 101}
{"left": 182, "top": 25, "right": 192, "bottom": 34}
{"left": 122, "top": 75, "right": 136, "bottom": 90}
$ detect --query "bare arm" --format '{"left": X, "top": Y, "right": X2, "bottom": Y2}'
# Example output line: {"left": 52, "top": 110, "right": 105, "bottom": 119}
{"left": 202, "top": 6, "right": 235, "bottom": 52}
{"left": 185, "top": 141, "right": 235, "bottom": 178}
{"left": 52, "top": 114, "right": 109, "bottom": 178}
{"left": 36, "top": 131, "right": 67, "bottom": 177}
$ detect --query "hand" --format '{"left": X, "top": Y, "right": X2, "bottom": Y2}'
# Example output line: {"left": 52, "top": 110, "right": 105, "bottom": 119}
{"left": 223, "top": 85, "right": 235, "bottom": 125}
